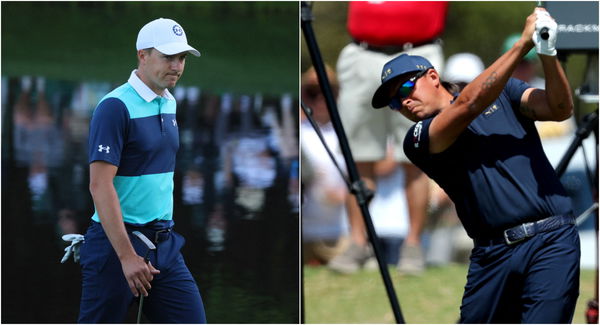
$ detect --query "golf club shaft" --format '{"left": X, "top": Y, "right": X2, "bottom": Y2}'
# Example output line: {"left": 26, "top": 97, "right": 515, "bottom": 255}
{"left": 137, "top": 295, "right": 144, "bottom": 324}
{"left": 136, "top": 250, "right": 152, "bottom": 323}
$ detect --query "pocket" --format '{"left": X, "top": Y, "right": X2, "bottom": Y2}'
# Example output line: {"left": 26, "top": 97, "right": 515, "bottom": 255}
{"left": 541, "top": 223, "right": 581, "bottom": 255}
{"left": 79, "top": 224, "right": 113, "bottom": 274}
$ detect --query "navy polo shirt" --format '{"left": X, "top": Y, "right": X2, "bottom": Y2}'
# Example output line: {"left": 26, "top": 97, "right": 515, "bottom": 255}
{"left": 404, "top": 78, "right": 573, "bottom": 239}
{"left": 88, "top": 70, "right": 179, "bottom": 225}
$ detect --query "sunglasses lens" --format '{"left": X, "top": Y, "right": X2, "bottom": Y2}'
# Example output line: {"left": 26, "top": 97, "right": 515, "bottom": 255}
{"left": 398, "top": 80, "right": 415, "bottom": 99}
{"left": 389, "top": 70, "right": 427, "bottom": 110}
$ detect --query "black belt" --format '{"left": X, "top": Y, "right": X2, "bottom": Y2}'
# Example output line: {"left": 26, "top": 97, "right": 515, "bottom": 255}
{"left": 126, "top": 225, "right": 172, "bottom": 244}
{"left": 474, "top": 215, "right": 575, "bottom": 246}
{"left": 353, "top": 38, "right": 440, "bottom": 55}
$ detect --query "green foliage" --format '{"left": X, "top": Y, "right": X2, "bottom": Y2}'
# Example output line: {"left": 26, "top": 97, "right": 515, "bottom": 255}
{"left": 1, "top": 1, "right": 298, "bottom": 96}
{"left": 443, "top": 2, "right": 535, "bottom": 65}
{"left": 300, "top": 1, "right": 595, "bottom": 118}
{"left": 301, "top": 1, "right": 535, "bottom": 71}
{"left": 301, "top": 2, "right": 350, "bottom": 73}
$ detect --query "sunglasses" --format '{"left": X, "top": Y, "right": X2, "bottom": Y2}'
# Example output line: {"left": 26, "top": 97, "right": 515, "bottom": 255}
{"left": 389, "top": 69, "right": 428, "bottom": 111}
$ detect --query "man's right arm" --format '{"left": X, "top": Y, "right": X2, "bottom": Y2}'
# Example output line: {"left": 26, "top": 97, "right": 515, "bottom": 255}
{"left": 428, "top": 11, "right": 538, "bottom": 154}
{"left": 89, "top": 161, "right": 159, "bottom": 297}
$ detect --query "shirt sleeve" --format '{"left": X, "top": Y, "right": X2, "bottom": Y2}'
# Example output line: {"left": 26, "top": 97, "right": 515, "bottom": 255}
{"left": 403, "top": 117, "right": 434, "bottom": 166}
{"left": 88, "top": 97, "right": 129, "bottom": 166}
{"left": 505, "top": 77, "right": 532, "bottom": 109}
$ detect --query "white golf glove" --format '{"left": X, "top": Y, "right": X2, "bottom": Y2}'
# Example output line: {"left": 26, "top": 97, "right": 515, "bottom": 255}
{"left": 533, "top": 9, "right": 558, "bottom": 56}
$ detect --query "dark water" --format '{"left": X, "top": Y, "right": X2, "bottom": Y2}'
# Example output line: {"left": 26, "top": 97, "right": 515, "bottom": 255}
{"left": 1, "top": 76, "right": 300, "bottom": 323}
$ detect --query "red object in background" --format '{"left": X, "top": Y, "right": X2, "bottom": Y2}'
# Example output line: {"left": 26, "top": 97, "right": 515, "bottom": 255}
{"left": 587, "top": 300, "right": 599, "bottom": 324}
{"left": 347, "top": 1, "right": 449, "bottom": 46}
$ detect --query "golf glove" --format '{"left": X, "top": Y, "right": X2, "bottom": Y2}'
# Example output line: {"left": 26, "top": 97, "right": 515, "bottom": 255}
{"left": 533, "top": 9, "right": 557, "bottom": 56}
{"left": 61, "top": 234, "right": 85, "bottom": 264}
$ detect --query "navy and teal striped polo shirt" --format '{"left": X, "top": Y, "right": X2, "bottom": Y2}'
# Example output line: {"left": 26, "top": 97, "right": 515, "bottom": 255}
{"left": 88, "top": 70, "right": 179, "bottom": 225}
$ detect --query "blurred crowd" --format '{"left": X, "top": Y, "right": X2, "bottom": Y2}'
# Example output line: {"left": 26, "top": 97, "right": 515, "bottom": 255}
{"left": 301, "top": 1, "right": 596, "bottom": 274}
{"left": 2, "top": 75, "right": 299, "bottom": 252}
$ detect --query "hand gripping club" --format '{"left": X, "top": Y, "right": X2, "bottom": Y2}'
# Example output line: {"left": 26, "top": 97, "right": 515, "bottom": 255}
{"left": 132, "top": 231, "right": 156, "bottom": 324}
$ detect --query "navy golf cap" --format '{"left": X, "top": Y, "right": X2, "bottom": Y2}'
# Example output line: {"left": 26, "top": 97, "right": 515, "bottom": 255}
{"left": 372, "top": 54, "right": 434, "bottom": 109}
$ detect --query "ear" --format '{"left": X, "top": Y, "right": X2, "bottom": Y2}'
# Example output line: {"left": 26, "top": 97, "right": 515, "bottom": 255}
{"left": 137, "top": 50, "right": 147, "bottom": 64}
{"left": 428, "top": 69, "right": 441, "bottom": 88}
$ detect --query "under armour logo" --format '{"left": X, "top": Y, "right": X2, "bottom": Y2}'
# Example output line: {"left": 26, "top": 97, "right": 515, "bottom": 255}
{"left": 98, "top": 145, "right": 110, "bottom": 154}
{"left": 172, "top": 119, "right": 177, "bottom": 127}
{"left": 173, "top": 25, "right": 183, "bottom": 36}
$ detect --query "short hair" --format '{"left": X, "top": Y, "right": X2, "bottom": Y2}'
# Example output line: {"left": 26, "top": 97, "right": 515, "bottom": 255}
{"left": 137, "top": 48, "right": 154, "bottom": 65}
{"left": 441, "top": 80, "right": 461, "bottom": 94}
{"left": 301, "top": 64, "right": 339, "bottom": 98}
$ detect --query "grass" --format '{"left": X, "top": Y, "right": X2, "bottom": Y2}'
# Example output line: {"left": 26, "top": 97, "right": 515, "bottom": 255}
{"left": 304, "top": 264, "right": 596, "bottom": 324}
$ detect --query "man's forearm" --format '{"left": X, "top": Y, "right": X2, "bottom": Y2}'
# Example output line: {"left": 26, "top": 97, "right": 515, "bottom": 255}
{"left": 429, "top": 38, "right": 533, "bottom": 153}
{"left": 540, "top": 55, "right": 573, "bottom": 120}
{"left": 89, "top": 179, "right": 158, "bottom": 297}
{"left": 90, "top": 183, "right": 137, "bottom": 260}
{"left": 458, "top": 39, "right": 532, "bottom": 116}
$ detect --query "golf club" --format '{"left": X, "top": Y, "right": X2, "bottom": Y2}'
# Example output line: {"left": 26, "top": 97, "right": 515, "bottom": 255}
{"left": 132, "top": 231, "right": 156, "bottom": 324}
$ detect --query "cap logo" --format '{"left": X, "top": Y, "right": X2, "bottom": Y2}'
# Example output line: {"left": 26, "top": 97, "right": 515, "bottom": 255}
{"left": 173, "top": 25, "right": 183, "bottom": 36}
{"left": 382, "top": 68, "right": 392, "bottom": 80}
{"left": 416, "top": 64, "right": 427, "bottom": 70}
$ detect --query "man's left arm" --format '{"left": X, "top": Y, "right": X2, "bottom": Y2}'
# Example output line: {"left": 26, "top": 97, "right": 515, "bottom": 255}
{"left": 519, "top": 8, "right": 574, "bottom": 122}
{"left": 519, "top": 55, "right": 573, "bottom": 121}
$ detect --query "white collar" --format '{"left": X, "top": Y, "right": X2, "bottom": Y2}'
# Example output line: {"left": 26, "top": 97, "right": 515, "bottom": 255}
{"left": 128, "top": 70, "right": 175, "bottom": 102}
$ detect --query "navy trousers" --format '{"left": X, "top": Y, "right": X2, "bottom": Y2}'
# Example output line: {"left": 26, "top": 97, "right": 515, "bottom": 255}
{"left": 460, "top": 223, "right": 580, "bottom": 323}
{"left": 78, "top": 221, "right": 206, "bottom": 323}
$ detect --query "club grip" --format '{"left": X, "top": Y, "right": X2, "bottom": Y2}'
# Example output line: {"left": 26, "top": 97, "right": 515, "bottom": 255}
{"left": 540, "top": 27, "right": 549, "bottom": 40}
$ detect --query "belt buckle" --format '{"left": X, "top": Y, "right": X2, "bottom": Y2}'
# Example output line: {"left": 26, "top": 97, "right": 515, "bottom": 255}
{"left": 503, "top": 222, "right": 534, "bottom": 245}
{"left": 154, "top": 229, "right": 171, "bottom": 243}
{"left": 503, "top": 230, "right": 523, "bottom": 245}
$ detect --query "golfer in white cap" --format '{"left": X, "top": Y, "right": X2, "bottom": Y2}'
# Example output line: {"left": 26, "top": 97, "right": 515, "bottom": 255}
{"left": 80, "top": 18, "right": 205, "bottom": 323}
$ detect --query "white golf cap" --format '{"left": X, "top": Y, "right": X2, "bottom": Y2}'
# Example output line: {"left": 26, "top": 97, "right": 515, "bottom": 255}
{"left": 136, "top": 18, "right": 200, "bottom": 57}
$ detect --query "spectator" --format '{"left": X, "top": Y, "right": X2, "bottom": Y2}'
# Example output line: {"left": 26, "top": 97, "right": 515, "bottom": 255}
{"left": 330, "top": 1, "right": 449, "bottom": 275}
{"left": 301, "top": 65, "right": 350, "bottom": 265}
{"left": 443, "top": 52, "right": 485, "bottom": 90}
{"left": 369, "top": 138, "right": 410, "bottom": 266}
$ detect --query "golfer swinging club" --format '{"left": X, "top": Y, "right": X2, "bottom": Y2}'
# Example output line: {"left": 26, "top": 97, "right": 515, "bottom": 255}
{"left": 79, "top": 18, "right": 206, "bottom": 323}
{"left": 371, "top": 8, "right": 579, "bottom": 323}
